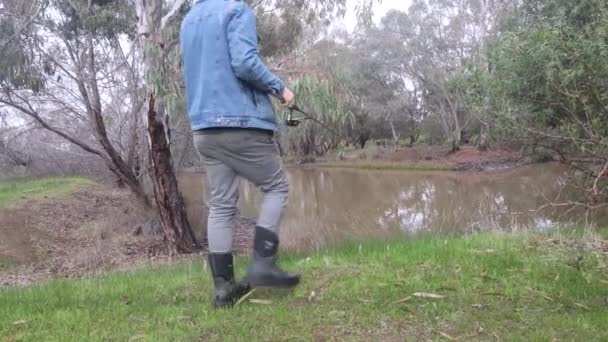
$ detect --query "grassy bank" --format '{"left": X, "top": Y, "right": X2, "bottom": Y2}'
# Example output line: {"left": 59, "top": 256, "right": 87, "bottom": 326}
{"left": 0, "top": 177, "right": 92, "bottom": 208}
{"left": 317, "top": 160, "right": 453, "bottom": 171}
{"left": 1, "top": 232, "right": 607, "bottom": 341}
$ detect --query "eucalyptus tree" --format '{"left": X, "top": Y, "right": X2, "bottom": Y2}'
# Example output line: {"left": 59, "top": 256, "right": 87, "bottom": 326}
{"left": 351, "top": 0, "right": 510, "bottom": 151}
{"left": 381, "top": 3, "right": 472, "bottom": 151}
{"left": 0, "top": 0, "right": 149, "bottom": 201}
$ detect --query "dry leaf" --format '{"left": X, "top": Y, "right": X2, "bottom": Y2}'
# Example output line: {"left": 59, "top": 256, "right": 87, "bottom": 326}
{"left": 542, "top": 295, "right": 555, "bottom": 302}
{"left": 417, "top": 263, "right": 433, "bottom": 270}
{"left": 235, "top": 289, "right": 256, "bottom": 306}
{"left": 574, "top": 303, "right": 591, "bottom": 311}
{"left": 439, "top": 331, "right": 456, "bottom": 340}
{"left": 471, "top": 303, "right": 484, "bottom": 309}
{"left": 297, "top": 257, "right": 312, "bottom": 265}
{"left": 249, "top": 299, "right": 272, "bottom": 305}
{"left": 413, "top": 292, "right": 446, "bottom": 299}
{"left": 391, "top": 296, "right": 412, "bottom": 304}
{"left": 12, "top": 320, "right": 28, "bottom": 326}
{"left": 470, "top": 249, "right": 496, "bottom": 254}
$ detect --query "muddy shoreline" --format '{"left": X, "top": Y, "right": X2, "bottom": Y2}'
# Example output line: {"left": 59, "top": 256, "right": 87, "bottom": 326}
{"left": 281, "top": 145, "right": 551, "bottom": 172}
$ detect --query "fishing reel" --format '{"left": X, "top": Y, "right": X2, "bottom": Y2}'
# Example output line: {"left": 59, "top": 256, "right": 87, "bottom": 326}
{"left": 275, "top": 94, "right": 342, "bottom": 137}
{"left": 272, "top": 93, "right": 303, "bottom": 127}
{"left": 285, "top": 109, "right": 302, "bottom": 127}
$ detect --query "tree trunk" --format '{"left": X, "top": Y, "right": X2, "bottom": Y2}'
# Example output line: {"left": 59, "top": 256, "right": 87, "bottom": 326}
{"left": 450, "top": 107, "right": 461, "bottom": 153}
{"left": 409, "top": 134, "right": 416, "bottom": 147}
{"left": 477, "top": 1, "right": 491, "bottom": 153}
{"left": 389, "top": 120, "right": 400, "bottom": 150}
{"left": 478, "top": 123, "right": 490, "bottom": 151}
{"left": 147, "top": 96, "right": 198, "bottom": 253}
{"left": 359, "top": 133, "right": 369, "bottom": 149}
{"left": 136, "top": 0, "right": 197, "bottom": 253}
{"left": 86, "top": 31, "right": 151, "bottom": 207}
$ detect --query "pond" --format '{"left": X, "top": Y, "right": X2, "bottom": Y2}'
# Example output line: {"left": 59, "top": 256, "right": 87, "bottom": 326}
{"left": 179, "top": 163, "right": 607, "bottom": 251}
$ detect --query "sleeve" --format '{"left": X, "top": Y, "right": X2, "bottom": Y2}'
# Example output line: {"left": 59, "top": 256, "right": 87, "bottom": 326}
{"left": 226, "top": 3, "right": 285, "bottom": 95}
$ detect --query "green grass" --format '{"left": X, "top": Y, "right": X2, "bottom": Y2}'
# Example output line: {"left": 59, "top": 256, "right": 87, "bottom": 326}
{"left": 1, "top": 232, "right": 607, "bottom": 341}
{"left": 285, "top": 144, "right": 455, "bottom": 171}
{"left": 0, "top": 177, "right": 92, "bottom": 208}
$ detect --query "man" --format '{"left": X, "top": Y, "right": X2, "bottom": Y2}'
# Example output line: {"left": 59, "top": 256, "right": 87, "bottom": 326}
{"left": 180, "top": 0, "right": 300, "bottom": 308}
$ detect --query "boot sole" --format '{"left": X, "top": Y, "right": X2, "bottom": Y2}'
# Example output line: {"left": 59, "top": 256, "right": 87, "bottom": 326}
{"left": 247, "top": 274, "right": 301, "bottom": 288}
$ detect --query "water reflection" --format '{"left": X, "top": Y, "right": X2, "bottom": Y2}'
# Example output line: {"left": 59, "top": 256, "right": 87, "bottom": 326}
{"left": 179, "top": 163, "right": 605, "bottom": 251}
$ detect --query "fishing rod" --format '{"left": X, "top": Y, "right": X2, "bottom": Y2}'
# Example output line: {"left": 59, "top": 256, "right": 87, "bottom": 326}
{"left": 274, "top": 94, "right": 346, "bottom": 140}
{"left": 285, "top": 105, "right": 345, "bottom": 139}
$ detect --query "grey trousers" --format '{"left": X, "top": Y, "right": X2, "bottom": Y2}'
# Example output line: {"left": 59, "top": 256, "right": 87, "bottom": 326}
{"left": 193, "top": 129, "right": 289, "bottom": 253}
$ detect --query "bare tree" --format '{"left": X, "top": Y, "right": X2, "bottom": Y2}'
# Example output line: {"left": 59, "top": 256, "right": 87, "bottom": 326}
{"left": 0, "top": 0, "right": 150, "bottom": 204}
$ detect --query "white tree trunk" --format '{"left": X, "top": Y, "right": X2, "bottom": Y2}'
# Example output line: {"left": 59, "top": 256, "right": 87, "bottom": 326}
{"left": 135, "top": 0, "right": 197, "bottom": 253}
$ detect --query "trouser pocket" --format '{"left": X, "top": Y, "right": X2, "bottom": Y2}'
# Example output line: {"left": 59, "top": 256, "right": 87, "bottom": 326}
{"left": 193, "top": 133, "right": 217, "bottom": 160}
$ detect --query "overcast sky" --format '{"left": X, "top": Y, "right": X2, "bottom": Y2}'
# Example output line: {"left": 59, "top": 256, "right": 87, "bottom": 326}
{"left": 341, "top": 0, "right": 413, "bottom": 31}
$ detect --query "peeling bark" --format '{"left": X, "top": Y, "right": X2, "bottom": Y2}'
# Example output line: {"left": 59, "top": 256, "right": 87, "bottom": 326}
{"left": 136, "top": 0, "right": 198, "bottom": 253}
{"left": 146, "top": 96, "right": 197, "bottom": 253}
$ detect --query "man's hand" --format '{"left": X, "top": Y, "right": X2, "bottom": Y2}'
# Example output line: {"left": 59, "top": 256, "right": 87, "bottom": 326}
{"left": 280, "top": 87, "right": 296, "bottom": 108}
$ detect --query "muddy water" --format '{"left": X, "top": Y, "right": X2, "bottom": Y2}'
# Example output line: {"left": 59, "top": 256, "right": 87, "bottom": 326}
{"left": 179, "top": 163, "right": 607, "bottom": 251}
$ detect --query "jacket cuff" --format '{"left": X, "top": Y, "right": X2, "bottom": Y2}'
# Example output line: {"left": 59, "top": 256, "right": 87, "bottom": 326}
{"left": 273, "top": 79, "right": 285, "bottom": 96}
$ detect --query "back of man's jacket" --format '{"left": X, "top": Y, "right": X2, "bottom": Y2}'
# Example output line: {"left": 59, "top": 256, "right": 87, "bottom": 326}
{"left": 181, "top": 0, "right": 285, "bottom": 132}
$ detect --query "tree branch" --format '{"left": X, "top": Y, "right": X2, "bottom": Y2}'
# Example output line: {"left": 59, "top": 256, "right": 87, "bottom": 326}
{"left": 0, "top": 0, "right": 44, "bottom": 48}
{"left": 160, "top": 0, "right": 187, "bottom": 31}
{"left": 0, "top": 98, "right": 104, "bottom": 156}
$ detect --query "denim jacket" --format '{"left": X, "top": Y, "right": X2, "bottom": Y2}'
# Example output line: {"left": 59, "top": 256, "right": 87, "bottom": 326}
{"left": 180, "top": 0, "right": 285, "bottom": 132}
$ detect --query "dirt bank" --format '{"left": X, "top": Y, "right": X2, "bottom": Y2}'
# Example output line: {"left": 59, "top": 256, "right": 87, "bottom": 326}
{"left": 377, "top": 145, "right": 528, "bottom": 171}
{"left": 0, "top": 184, "right": 254, "bottom": 287}
{"left": 299, "top": 144, "right": 542, "bottom": 171}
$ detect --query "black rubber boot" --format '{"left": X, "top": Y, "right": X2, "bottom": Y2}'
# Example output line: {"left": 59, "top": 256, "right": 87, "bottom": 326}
{"left": 208, "top": 253, "right": 251, "bottom": 308}
{"left": 246, "top": 227, "right": 300, "bottom": 288}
